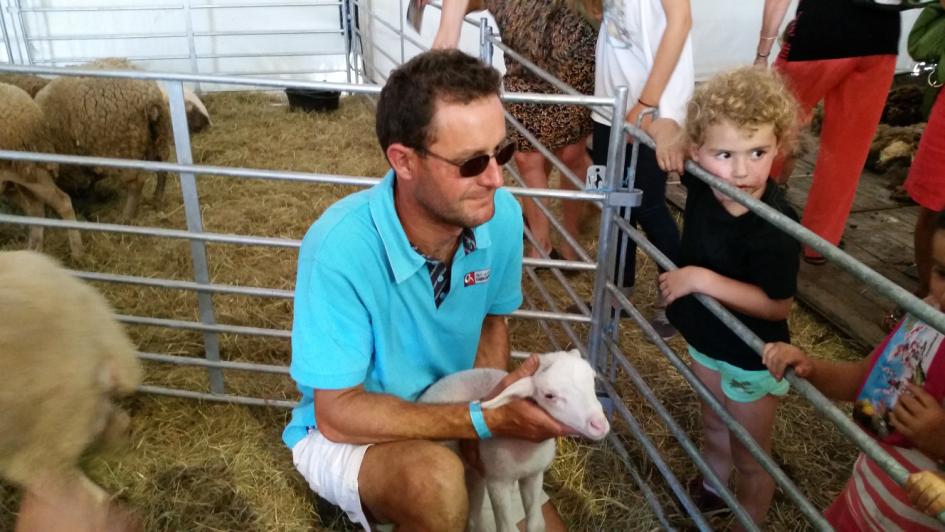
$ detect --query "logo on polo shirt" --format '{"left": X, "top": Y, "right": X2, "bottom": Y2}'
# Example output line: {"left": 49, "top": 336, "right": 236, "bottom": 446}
{"left": 463, "top": 268, "right": 490, "bottom": 287}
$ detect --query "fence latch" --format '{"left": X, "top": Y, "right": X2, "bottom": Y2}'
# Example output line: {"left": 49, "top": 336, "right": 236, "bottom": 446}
{"left": 605, "top": 190, "right": 642, "bottom": 208}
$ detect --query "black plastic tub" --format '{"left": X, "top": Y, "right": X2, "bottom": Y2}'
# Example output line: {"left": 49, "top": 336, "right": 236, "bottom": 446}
{"left": 285, "top": 88, "right": 341, "bottom": 112}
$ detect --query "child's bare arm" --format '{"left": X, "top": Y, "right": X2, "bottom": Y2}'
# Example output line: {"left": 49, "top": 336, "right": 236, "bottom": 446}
{"left": 756, "top": 0, "right": 792, "bottom": 65}
{"left": 430, "top": 0, "right": 484, "bottom": 49}
{"left": 906, "top": 470, "right": 945, "bottom": 517}
{"left": 762, "top": 342, "right": 872, "bottom": 401}
{"left": 627, "top": 0, "right": 691, "bottom": 128}
{"left": 659, "top": 266, "right": 791, "bottom": 320}
{"left": 891, "top": 383, "right": 945, "bottom": 462}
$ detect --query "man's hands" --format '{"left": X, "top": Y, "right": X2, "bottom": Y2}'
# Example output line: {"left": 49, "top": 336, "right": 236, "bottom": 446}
{"left": 762, "top": 342, "right": 814, "bottom": 380}
{"left": 460, "top": 354, "right": 572, "bottom": 473}
{"left": 906, "top": 470, "right": 945, "bottom": 517}
{"left": 658, "top": 266, "right": 713, "bottom": 305}
{"left": 484, "top": 354, "right": 572, "bottom": 441}
{"left": 891, "top": 383, "right": 945, "bottom": 460}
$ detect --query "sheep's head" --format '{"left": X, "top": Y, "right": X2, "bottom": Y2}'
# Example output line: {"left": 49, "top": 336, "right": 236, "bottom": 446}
{"left": 483, "top": 349, "right": 610, "bottom": 441}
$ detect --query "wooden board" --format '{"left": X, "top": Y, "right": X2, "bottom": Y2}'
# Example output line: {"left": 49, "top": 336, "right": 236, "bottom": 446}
{"left": 665, "top": 160, "right": 917, "bottom": 350}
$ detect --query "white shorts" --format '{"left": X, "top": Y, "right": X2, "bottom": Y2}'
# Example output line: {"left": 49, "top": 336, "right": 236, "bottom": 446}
{"left": 291, "top": 430, "right": 550, "bottom": 531}
{"left": 291, "top": 430, "right": 375, "bottom": 531}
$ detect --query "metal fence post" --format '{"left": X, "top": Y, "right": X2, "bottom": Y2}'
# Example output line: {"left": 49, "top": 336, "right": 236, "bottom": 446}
{"left": 167, "top": 80, "right": 224, "bottom": 395}
{"left": 586, "top": 87, "right": 628, "bottom": 373}
{"left": 11, "top": 0, "right": 31, "bottom": 64}
{"left": 182, "top": 0, "right": 201, "bottom": 92}
{"left": 397, "top": 0, "right": 405, "bottom": 64}
{"left": 478, "top": 17, "right": 492, "bottom": 64}
{"left": 0, "top": 1, "right": 13, "bottom": 64}
{"left": 341, "top": 0, "right": 352, "bottom": 83}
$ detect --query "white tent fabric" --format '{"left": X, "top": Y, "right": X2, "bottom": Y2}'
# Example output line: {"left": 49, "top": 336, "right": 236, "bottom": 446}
{"left": 0, "top": 0, "right": 924, "bottom": 86}
{"left": 383, "top": 0, "right": 920, "bottom": 81}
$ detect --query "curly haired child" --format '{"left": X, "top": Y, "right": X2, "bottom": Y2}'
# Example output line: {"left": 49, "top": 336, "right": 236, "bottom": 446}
{"left": 659, "top": 66, "right": 800, "bottom": 529}
{"left": 765, "top": 210, "right": 945, "bottom": 530}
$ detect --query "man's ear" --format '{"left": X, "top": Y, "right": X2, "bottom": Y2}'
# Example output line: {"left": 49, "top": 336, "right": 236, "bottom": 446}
{"left": 387, "top": 143, "right": 418, "bottom": 181}
{"left": 481, "top": 377, "right": 535, "bottom": 409}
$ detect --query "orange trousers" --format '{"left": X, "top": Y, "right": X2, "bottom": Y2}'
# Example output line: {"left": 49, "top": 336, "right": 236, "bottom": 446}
{"left": 775, "top": 54, "right": 897, "bottom": 258}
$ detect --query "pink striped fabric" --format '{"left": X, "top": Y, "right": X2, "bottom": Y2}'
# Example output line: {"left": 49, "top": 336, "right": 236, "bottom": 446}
{"left": 827, "top": 443, "right": 944, "bottom": 531}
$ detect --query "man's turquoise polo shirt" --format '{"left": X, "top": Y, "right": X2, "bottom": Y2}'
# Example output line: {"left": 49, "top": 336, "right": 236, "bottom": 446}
{"left": 283, "top": 170, "right": 523, "bottom": 449}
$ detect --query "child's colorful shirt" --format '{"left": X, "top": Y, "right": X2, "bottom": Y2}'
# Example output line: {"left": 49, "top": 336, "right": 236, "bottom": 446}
{"left": 830, "top": 309, "right": 945, "bottom": 531}
{"left": 855, "top": 312, "right": 945, "bottom": 447}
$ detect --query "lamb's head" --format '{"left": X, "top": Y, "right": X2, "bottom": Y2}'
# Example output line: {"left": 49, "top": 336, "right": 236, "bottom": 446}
{"left": 483, "top": 349, "right": 610, "bottom": 441}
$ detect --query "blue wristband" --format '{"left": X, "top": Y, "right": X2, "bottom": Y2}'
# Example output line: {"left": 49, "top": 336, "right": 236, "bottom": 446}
{"left": 469, "top": 400, "right": 492, "bottom": 440}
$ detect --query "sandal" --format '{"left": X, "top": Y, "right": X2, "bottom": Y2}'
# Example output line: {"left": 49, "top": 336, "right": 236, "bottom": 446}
{"left": 672, "top": 476, "right": 730, "bottom": 517}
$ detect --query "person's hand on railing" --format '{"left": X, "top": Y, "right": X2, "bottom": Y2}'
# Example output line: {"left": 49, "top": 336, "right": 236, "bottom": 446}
{"left": 626, "top": 102, "right": 655, "bottom": 133}
{"left": 890, "top": 383, "right": 945, "bottom": 460}
{"left": 646, "top": 117, "right": 686, "bottom": 174}
{"left": 657, "top": 266, "right": 711, "bottom": 305}
{"left": 905, "top": 470, "right": 945, "bottom": 517}
{"left": 762, "top": 342, "right": 814, "bottom": 380}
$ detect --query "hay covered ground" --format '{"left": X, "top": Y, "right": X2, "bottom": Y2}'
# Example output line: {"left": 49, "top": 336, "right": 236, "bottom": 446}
{"left": 0, "top": 91, "right": 867, "bottom": 530}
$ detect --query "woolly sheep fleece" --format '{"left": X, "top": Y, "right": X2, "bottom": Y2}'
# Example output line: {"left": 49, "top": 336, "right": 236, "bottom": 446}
{"left": 34, "top": 68, "right": 171, "bottom": 209}
{"left": 0, "top": 83, "right": 57, "bottom": 179}
{"left": 0, "top": 73, "right": 49, "bottom": 98}
{"left": 0, "top": 250, "right": 141, "bottom": 488}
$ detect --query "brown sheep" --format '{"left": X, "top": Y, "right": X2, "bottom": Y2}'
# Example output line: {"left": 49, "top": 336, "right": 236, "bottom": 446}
{"left": 79, "top": 57, "right": 213, "bottom": 134}
{"left": 0, "top": 83, "right": 83, "bottom": 258}
{"left": 36, "top": 71, "right": 173, "bottom": 219}
{"left": 0, "top": 73, "right": 50, "bottom": 97}
{"left": 0, "top": 250, "right": 143, "bottom": 531}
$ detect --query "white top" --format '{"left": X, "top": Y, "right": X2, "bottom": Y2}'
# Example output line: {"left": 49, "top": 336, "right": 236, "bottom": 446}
{"left": 593, "top": 0, "right": 695, "bottom": 126}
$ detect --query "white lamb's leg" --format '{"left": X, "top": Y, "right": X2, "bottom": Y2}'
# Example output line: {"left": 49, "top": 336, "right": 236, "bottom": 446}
{"left": 486, "top": 479, "right": 519, "bottom": 532}
{"left": 519, "top": 472, "right": 546, "bottom": 532}
{"left": 466, "top": 470, "right": 490, "bottom": 532}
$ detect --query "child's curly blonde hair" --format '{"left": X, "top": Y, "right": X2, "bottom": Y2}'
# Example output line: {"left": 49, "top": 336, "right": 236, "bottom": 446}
{"left": 685, "top": 67, "right": 799, "bottom": 154}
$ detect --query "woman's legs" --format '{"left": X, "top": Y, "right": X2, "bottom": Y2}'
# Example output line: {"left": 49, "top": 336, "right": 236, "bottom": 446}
{"left": 515, "top": 150, "right": 553, "bottom": 258}
{"left": 777, "top": 55, "right": 896, "bottom": 259}
{"left": 555, "top": 136, "right": 593, "bottom": 261}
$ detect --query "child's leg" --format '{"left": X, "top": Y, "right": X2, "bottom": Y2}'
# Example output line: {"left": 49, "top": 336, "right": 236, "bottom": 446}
{"left": 725, "top": 394, "right": 780, "bottom": 530}
{"left": 690, "top": 356, "right": 733, "bottom": 486}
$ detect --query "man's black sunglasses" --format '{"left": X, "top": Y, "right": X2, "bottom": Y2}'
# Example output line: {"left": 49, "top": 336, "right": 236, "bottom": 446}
{"left": 418, "top": 139, "right": 517, "bottom": 177}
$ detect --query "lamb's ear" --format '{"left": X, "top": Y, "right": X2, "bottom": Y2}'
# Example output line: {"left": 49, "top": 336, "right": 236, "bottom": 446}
{"left": 566, "top": 348, "right": 582, "bottom": 358}
{"left": 480, "top": 377, "right": 535, "bottom": 409}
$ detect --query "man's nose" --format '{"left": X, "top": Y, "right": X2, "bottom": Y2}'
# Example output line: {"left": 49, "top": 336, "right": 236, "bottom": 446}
{"left": 478, "top": 157, "right": 504, "bottom": 189}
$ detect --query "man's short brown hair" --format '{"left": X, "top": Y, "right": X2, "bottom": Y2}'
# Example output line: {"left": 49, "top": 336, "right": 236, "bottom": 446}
{"left": 375, "top": 50, "right": 502, "bottom": 156}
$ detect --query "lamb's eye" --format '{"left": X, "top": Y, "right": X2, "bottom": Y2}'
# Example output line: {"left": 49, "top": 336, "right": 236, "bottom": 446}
{"left": 544, "top": 393, "right": 555, "bottom": 400}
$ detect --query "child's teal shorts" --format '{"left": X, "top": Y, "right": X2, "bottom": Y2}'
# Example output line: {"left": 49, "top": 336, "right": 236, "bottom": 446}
{"left": 688, "top": 346, "right": 790, "bottom": 402}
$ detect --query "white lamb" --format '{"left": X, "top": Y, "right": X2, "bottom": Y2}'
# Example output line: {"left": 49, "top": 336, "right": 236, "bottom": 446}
{"left": 418, "top": 349, "right": 610, "bottom": 532}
